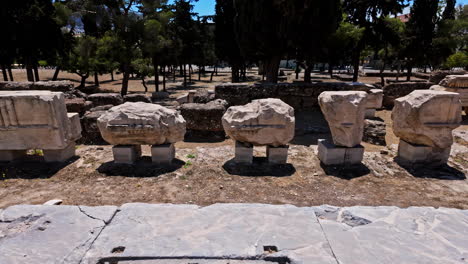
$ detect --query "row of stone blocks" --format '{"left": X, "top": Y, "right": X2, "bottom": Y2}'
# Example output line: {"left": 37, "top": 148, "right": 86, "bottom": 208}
{"left": 113, "top": 144, "right": 175, "bottom": 165}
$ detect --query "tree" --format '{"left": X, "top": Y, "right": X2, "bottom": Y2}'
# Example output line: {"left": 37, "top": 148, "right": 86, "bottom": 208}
{"left": 445, "top": 51, "right": 468, "bottom": 69}
{"left": 343, "top": 0, "right": 406, "bottom": 81}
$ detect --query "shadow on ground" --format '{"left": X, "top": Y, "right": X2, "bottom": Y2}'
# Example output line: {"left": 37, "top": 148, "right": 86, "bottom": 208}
{"left": 0, "top": 156, "right": 79, "bottom": 180}
{"left": 320, "top": 162, "right": 371, "bottom": 179}
{"left": 395, "top": 158, "right": 466, "bottom": 180}
{"left": 97, "top": 157, "right": 185, "bottom": 177}
{"left": 223, "top": 157, "right": 296, "bottom": 177}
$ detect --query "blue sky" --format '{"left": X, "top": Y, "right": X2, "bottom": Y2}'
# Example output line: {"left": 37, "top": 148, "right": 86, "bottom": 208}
{"left": 181, "top": 0, "right": 468, "bottom": 16}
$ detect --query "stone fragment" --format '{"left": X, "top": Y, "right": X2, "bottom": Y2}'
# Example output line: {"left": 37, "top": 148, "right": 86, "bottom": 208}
{"left": 318, "top": 91, "right": 367, "bottom": 147}
{"left": 398, "top": 140, "right": 450, "bottom": 164}
{"left": 439, "top": 74, "right": 468, "bottom": 88}
{"left": 392, "top": 90, "right": 461, "bottom": 149}
{"left": 81, "top": 109, "right": 107, "bottom": 144}
{"left": 152, "top": 92, "right": 170, "bottom": 100}
{"left": 365, "top": 89, "right": 383, "bottom": 118}
{"left": 234, "top": 141, "right": 253, "bottom": 164}
{"left": 97, "top": 102, "right": 186, "bottom": 145}
{"left": 65, "top": 98, "right": 88, "bottom": 115}
{"left": 363, "top": 119, "right": 387, "bottom": 146}
{"left": 222, "top": 98, "right": 295, "bottom": 147}
{"left": 267, "top": 145, "right": 289, "bottom": 164}
{"left": 43, "top": 199, "right": 63, "bottom": 205}
{"left": 43, "top": 142, "right": 76, "bottom": 162}
{"left": 151, "top": 143, "right": 175, "bottom": 165}
{"left": 0, "top": 91, "right": 81, "bottom": 151}
{"left": 124, "top": 93, "right": 152, "bottom": 103}
{"left": 429, "top": 70, "right": 466, "bottom": 84}
{"left": 112, "top": 145, "right": 142, "bottom": 164}
{"left": 318, "top": 139, "right": 364, "bottom": 165}
{"left": 0, "top": 80, "right": 74, "bottom": 92}
{"left": 180, "top": 99, "right": 228, "bottom": 133}
{"left": 88, "top": 93, "right": 124, "bottom": 107}
{"left": 382, "top": 82, "right": 435, "bottom": 108}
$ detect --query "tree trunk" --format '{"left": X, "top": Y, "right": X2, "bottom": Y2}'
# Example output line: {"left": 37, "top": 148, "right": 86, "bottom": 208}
{"left": 1, "top": 64, "right": 8, "bottom": 81}
{"left": 183, "top": 64, "right": 187, "bottom": 87}
{"left": 328, "top": 63, "right": 333, "bottom": 78}
{"left": 198, "top": 65, "right": 201, "bottom": 81}
{"left": 142, "top": 77, "right": 148, "bottom": 92}
{"left": 263, "top": 55, "right": 281, "bottom": 83}
{"left": 173, "top": 65, "right": 176, "bottom": 82}
{"left": 52, "top": 67, "right": 60, "bottom": 81}
{"left": 25, "top": 57, "right": 34, "bottom": 82}
{"left": 121, "top": 68, "right": 130, "bottom": 96}
{"left": 162, "top": 66, "right": 166, "bottom": 91}
{"left": 111, "top": 71, "right": 114, "bottom": 81}
{"left": 304, "top": 66, "right": 312, "bottom": 83}
{"left": 179, "top": 65, "right": 183, "bottom": 76}
{"left": 189, "top": 64, "right": 192, "bottom": 83}
{"left": 153, "top": 57, "right": 159, "bottom": 92}
{"left": 7, "top": 66, "right": 13, "bottom": 81}
{"left": 33, "top": 64, "right": 40, "bottom": 82}
{"left": 94, "top": 72, "right": 100, "bottom": 87}
{"left": 406, "top": 63, "right": 412, "bottom": 81}
{"left": 352, "top": 49, "right": 361, "bottom": 82}
{"left": 231, "top": 64, "right": 240, "bottom": 83}
{"left": 80, "top": 73, "right": 89, "bottom": 88}
{"left": 210, "top": 66, "right": 215, "bottom": 82}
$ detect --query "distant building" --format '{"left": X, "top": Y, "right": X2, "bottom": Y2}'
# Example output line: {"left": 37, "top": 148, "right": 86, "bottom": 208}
{"left": 396, "top": 14, "right": 410, "bottom": 23}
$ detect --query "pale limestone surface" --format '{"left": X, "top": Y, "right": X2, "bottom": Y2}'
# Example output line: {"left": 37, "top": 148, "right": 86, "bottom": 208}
{"left": 439, "top": 74, "right": 468, "bottom": 88}
{"left": 97, "top": 102, "right": 186, "bottom": 145}
{"left": 392, "top": 90, "right": 462, "bottom": 149}
{"left": 222, "top": 99, "right": 295, "bottom": 147}
{"left": 0, "top": 91, "right": 81, "bottom": 150}
{"left": 318, "top": 91, "right": 368, "bottom": 147}
{"left": 366, "top": 89, "right": 383, "bottom": 109}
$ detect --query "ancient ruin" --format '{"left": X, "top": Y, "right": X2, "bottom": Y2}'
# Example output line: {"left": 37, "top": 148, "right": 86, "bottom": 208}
{"left": 0, "top": 91, "right": 82, "bottom": 162}
{"left": 392, "top": 90, "right": 462, "bottom": 164}
{"left": 365, "top": 89, "right": 383, "bottom": 118}
{"left": 318, "top": 91, "right": 367, "bottom": 165}
{"left": 431, "top": 74, "right": 468, "bottom": 114}
{"left": 97, "top": 102, "right": 186, "bottom": 164}
{"left": 222, "top": 98, "right": 295, "bottom": 164}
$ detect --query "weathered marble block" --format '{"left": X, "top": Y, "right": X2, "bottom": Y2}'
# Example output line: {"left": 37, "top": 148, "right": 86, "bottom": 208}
{"left": 318, "top": 91, "right": 367, "bottom": 148}
{"left": 365, "top": 89, "right": 383, "bottom": 118}
{"left": 0, "top": 91, "right": 82, "bottom": 161}
{"left": 318, "top": 139, "right": 364, "bottom": 165}
{"left": 222, "top": 98, "right": 295, "bottom": 147}
{"left": 392, "top": 90, "right": 461, "bottom": 164}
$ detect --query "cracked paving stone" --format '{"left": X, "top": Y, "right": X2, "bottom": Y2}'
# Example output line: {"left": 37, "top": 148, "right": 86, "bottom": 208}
{"left": 0, "top": 204, "right": 118, "bottom": 264}
{"left": 82, "top": 203, "right": 337, "bottom": 264}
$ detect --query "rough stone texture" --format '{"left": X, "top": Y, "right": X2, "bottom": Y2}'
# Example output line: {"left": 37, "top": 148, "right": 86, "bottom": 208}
{"left": 429, "top": 70, "right": 467, "bottom": 84}
{"left": 98, "top": 102, "right": 186, "bottom": 145}
{"left": 222, "top": 99, "right": 295, "bottom": 147}
{"left": 88, "top": 93, "right": 124, "bottom": 107}
{"left": 112, "top": 145, "right": 142, "bottom": 164}
{"left": 65, "top": 98, "right": 91, "bottom": 115}
{"left": 363, "top": 119, "right": 387, "bottom": 146}
{"left": 43, "top": 142, "right": 76, "bottom": 162}
{"left": 318, "top": 91, "right": 367, "bottom": 147}
{"left": 81, "top": 109, "right": 108, "bottom": 144}
{"left": 0, "top": 204, "right": 118, "bottom": 264}
{"left": 234, "top": 141, "right": 253, "bottom": 164}
{"left": 1, "top": 204, "right": 467, "bottom": 264}
{"left": 439, "top": 74, "right": 468, "bottom": 88}
{"left": 180, "top": 99, "right": 228, "bottom": 132}
{"left": 124, "top": 94, "right": 152, "bottom": 103}
{"left": 317, "top": 139, "right": 364, "bottom": 165}
{"left": 392, "top": 90, "right": 462, "bottom": 149}
{"left": 397, "top": 140, "right": 451, "bottom": 165}
{"left": 314, "top": 205, "right": 468, "bottom": 264}
{"left": 83, "top": 203, "right": 337, "bottom": 264}
{"left": 0, "top": 81, "right": 74, "bottom": 92}
{"left": 382, "top": 82, "right": 435, "bottom": 108}
{"left": 366, "top": 89, "right": 383, "bottom": 109}
{"left": 0, "top": 91, "right": 81, "bottom": 150}
{"left": 215, "top": 82, "right": 374, "bottom": 110}
{"left": 266, "top": 145, "right": 289, "bottom": 164}
{"left": 193, "top": 89, "right": 216, "bottom": 104}
{"left": 151, "top": 143, "right": 175, "bottom": 165}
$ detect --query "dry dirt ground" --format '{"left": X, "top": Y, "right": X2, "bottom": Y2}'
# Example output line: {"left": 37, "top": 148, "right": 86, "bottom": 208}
{"left": 0, "top": 69, "right": 466, "bottom": 209}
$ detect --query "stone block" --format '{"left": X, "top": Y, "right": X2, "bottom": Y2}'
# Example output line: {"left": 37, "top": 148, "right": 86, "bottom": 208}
{"left": 151, "top": 143, "right": 175, "bottom": 165}
{"left": 365, "top": 109, "right": 376, "bottom": 118}
{"left": 112, "top": 145, "right": 142, "bottom": 164}
{"left": 43, "top": 142, "right": 76, "bottom": 162}
{"left": 267, "top": 145, "right": 289, "bottom": 164}
{"left": 234, "top": 141, "right": 253, "bottom": 164}
{"left": 179, "top": 100, "right": 228, "bottom": 132}
{"left": 0, "top": 150, "right": 26, "bottom": 162}
{"left": 0, "top": 91, "right": 79, "bottom": 150}
{"left": 318, "top": 139, "right": 364, "bottom": 165}
{"left": 68, "top": 113, "right": 82, "bottom": 141}
{"left": 124, "top": 94, "right": 152, "bottom": 103}
{"left": 397, "top": 140, "right": 450, "bottom": 165}
{"left": 87, "top": 93, "right": 123, "bottom": 107}
{"left": 366, "top": 89, "right": 383, "bottom": 109}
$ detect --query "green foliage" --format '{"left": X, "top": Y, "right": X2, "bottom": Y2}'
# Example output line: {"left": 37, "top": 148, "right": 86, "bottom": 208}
{"left": 445, "top": 52, "right": 468, "bottom": 69}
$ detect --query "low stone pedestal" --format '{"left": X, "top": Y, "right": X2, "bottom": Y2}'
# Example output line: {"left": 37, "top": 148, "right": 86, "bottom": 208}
{"left": 365, "top": 109, "right": 376, "bottom": 118}
{"left": 234, "top": 141, "right": 253, "bottom": 164}
{"left": 151, "top": 144, "right": 175, "bottom": 165}
{"left": 43, "top": 142, "right": 77, "bottom": 162}
{"left": 267, "top": 145, "right": 289, "bottom": 164}
{"left": 398, "top": 140, "right": 450, "bottom": 165}
{"left": 112, "top": 145, "right": 142, "bottom": 164}
{"left": 0, "top": 150, "right": 26, "bottom": 162}
{"left": 318, "top": 139, "right": 364, "bottom": 165}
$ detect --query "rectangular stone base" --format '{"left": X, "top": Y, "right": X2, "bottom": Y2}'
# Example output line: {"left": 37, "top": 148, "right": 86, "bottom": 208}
{"left": 398, "top": 140, "right": 450, "bottom": 165}
{"left": 234, "top": 141, "right": 253, "bottom": 164}
{"left": 267, "top": 145, "right": 289, "bottom": 164}
{"left": 43, "top": 142, "right": 77, "bottom": 162}
{"left": 318, "top": 139, "right": 364, "bottom": 165}
{"left": 112, "top": 145, "right": 142, "bottom": 164}
{"left": 151, "top": 144, "right": 175, "bottom": 165}
{"left": 365, "top": 109, "right": 376, "bottom": 118}
{"left": 0, "top": 150, "right": 26, "bottom": 162}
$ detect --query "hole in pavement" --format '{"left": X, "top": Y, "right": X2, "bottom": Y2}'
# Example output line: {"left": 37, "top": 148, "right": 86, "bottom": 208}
{"left": 111, "top": 247, "right": 126, "bottom": 254}
{"left": 263, "top": 246, "right": 278, "bottom": 254}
